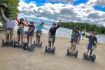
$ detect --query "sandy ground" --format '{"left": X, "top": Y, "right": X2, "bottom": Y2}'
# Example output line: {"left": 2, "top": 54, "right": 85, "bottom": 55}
{"left": 0, "top": 32, "right": 105, "bottom": 70}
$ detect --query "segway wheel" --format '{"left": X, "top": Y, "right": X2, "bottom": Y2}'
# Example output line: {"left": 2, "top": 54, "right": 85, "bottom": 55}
{"left": 75, "top": 50, "right": 78, "bottom": 58}
{"left": 92, "top": 54, "right": 96, "bottom": 62}
{"left": 66, "top": 49, "right": 69, "bottom": 56}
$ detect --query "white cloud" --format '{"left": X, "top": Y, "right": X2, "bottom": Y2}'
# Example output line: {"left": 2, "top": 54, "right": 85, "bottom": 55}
{"left": 18, "top": 0, "right": 105, "bottom": 26}
{"left": 47, "top": 0, "right": 75, "bottom": 2}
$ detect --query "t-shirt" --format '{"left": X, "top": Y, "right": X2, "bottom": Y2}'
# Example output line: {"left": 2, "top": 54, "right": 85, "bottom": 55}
{"left": 36, "top": 24, "right": 43, "bottom": 31}
{"left": 28, "top": 25, "right": 35, "bottom": 33}
{"left": 49, "top": 25, "right": 60, "bottom": 36}
{"left": 88, "top": 36, "right": 95, "bottom": 45}
{"left": 36, "top": 24, "right": 48, "bottom": 31}
{"left": 71, "top": 31, "right": 79, "bottom": 42}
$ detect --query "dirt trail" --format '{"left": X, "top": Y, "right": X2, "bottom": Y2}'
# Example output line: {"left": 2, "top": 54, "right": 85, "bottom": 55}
{"left": 0, "top": 32, "right": 105, "bottom": 70}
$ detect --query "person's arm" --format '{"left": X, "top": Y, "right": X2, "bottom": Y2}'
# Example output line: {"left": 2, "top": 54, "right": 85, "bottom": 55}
{"left": 16, "top": 18, "right": 20, "bottom": 24}
{"left": 95, "top": 37, "right": 98, "bottom": 44}
{"left": 55, "top": 23, "right": 60, "bottom": 29}
{"left": 1, "top": 9, "right": 9, "bottom": 21}
{"left": 15, "top": 13, "right": 20, "bottom": 24}
{"left": 22, "top": 22, "right": 29, "bottom": 27}
{"left": 16, "top": 18, "right": 29, "bottom": 27}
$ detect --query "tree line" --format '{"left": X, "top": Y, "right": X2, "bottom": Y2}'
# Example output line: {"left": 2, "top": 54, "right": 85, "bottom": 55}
{"left": 59, "top": 22, "right": 105, "bottom": 34}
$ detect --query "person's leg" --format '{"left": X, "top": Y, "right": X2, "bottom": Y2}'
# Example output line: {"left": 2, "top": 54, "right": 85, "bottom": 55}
{"left": 73, "top": 42, "right": 76, "bottom": 53}
{"left": 17, "top": 30, "right": 20, "bottom": 45}
{"left": 36, "top": 32, "right": 38, "bottom": 44}
{"left": 70, "top": 39, "right": 73, "bottom": 52}
{"left": 29, "top": 36, "right": 33, "bottom": 47}
{"left": 27, "top": 35, "right": 29, "bottom": 44}
{"left": 90, "top": 49, "right": 93, "bottom": 56}
{"left": 20, "top": 30, "right": 24, "bottom": 45}
{"left": 87, "top": 49, "right": 89, "bottom": 55}
{"left": 52, "top": 36, "right": 55, "bottom": 48}
{"left": 10, "top": 29, "right": 13, "bottom": 41}
{"left": 5, "top": 29, "right": 9, "bottom": 42}
{"left": 87, "top": 44, "right": 91, "bottom": 55}
{"left": 6, "top": 33, "right": 9, "bottom": 42}
{"left": 48, "top": 41, "right": 51, "bottom": 48}
{"left": 38, "top": 36, "right": 40, "bottom": 44}
{"left": 21, "top": 34, "right": 23, "bottom": 44}
{"left": 48, "top": 36, "right": 51, "bottom": 48}
{"left": 38, "top": 31, "right": 42, "bottom": 44}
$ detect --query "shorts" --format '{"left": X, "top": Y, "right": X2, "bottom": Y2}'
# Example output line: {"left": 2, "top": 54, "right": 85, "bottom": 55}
{"left": 26, "top": 31, "right": 34, "bottom": 36}
{"left": 87, "top": 44, "right": 92, "bottom": 50}
{"left": 49, "top": 35, "right": 55, "bottom": 43}
{"left": 71, "top": 39, "right": 77, "bottom": 43}
{"left": 5, "top": 28, "right": 13, "bottom": 36}
{"left": 17, "top": 29, "right": 24, "bottom": 35}
{"left": 36, "top": 31, "right": 42, "bottom": 37}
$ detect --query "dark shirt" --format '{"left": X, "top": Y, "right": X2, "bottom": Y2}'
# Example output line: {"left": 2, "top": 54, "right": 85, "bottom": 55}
{"left": 28, "top": 25, "right": 35, "bottom": 33}
{"left": 71, "top": 31, "right": 79, "bottom": 42}
{"left": 49, "top": 25, "right": 60, "bottom": 36}
{"left": 87, "top": 36, "right": 95, "bottom": 45}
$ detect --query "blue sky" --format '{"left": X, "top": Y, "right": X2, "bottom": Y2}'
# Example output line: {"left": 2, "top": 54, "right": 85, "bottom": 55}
{"left": 18, "top": 0, "right": 105, "bottom": 26}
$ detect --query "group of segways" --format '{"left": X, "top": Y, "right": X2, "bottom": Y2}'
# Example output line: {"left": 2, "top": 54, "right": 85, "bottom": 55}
{"left": 1, "top": 40, "right": 36, "bottom": 52}
{"left": 1, "top": 40, "right": 96, "bottom": 62}
{"left": 66, "top": 48, "right": 96, "bottom": 62}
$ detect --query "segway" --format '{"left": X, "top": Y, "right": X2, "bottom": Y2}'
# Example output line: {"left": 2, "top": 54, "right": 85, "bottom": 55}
{"left": 23, "top": 41, "right": 35, "bottom": 52}
{"left": 83, "top": 52, "right": 96, "bottom": 62}
{"left": 66, "top": 49, "right": 78, "bottom": 58}
{"left": 1, "top": 40, "right": 14, "bottom": 47}
{"left": 45, "top": 46, "right": 55, "bottom": 54}
{"left": 13, "top": 41, "right": 23, "bottom": 48}
{"left": 45, "top": 37, "right": 55, "bottom": 54}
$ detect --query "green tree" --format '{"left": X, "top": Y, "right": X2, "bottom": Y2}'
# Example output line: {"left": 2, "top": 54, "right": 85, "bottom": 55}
{"left": 0, "top": 0, "right": 19, "bottom": 27}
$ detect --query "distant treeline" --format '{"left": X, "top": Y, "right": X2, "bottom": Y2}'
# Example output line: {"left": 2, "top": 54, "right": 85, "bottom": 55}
{"left": 59, "top": 22, "right": 105, "bottom": 34}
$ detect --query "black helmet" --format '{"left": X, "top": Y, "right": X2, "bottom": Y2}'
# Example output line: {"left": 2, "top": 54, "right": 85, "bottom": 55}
{"left": 41, "top": 22, "right": 44, "bottom": 25}
{"left": 30, "top": 21, "right": 34, "bottom": 25}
